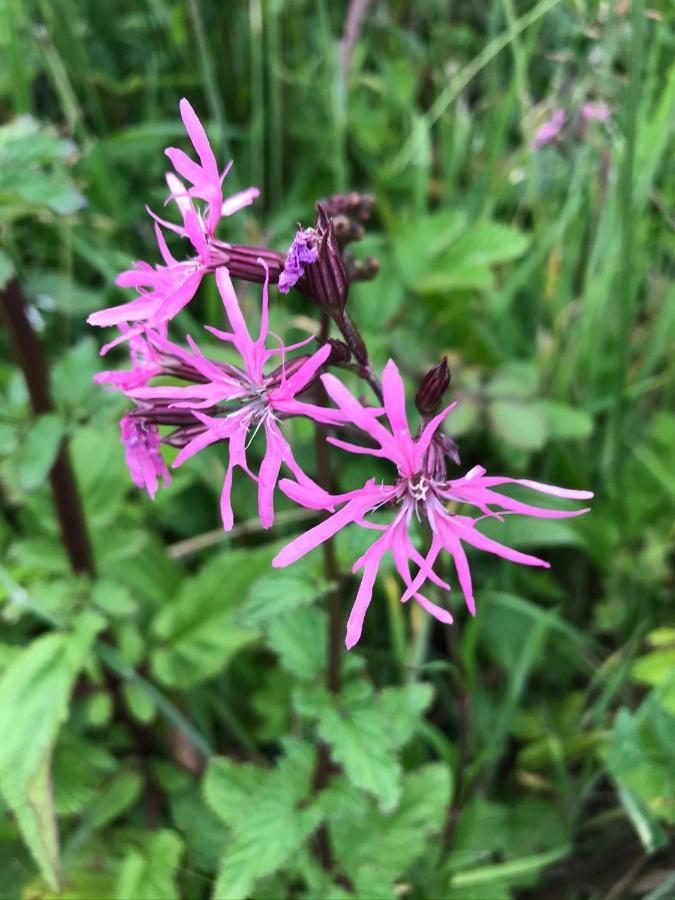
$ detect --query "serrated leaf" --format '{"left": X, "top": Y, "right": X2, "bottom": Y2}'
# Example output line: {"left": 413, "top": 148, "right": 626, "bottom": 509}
{"left": 0, "top": 613, "right": 103, "bottom": 889}
{"left": 150, "top": 547, "right": 271, "bottom": 687}
{"left": 327, "top": 764, "right": 452, "bottom": 895}
{"left": 316, "top": 682, "right": 434, "bottom": 812}
{"left": 238, "top": 562, "right": 331, "bottom": 628}
{"left": 266, "top": 606, "right": 327, "bottom": 679}
{"left": 204, "top": 739, "right": 321, "bottom": 900}
{"left": 115, "top": 830, "right": 183, "bottom": 900}
{"left": 18, "top": 413, "right": 65, "bottom": 491}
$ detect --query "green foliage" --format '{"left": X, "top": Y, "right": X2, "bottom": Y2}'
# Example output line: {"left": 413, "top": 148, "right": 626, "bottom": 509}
{"left": 0, "top": 0, "right": 673, "bottom": 897}
{"left": 0, "top": 613, "right": 103, "bottom": 889}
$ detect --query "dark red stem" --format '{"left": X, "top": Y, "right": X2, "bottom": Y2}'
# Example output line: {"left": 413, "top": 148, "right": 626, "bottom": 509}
{"left": 0, "top": 277, "right": 95, "bottom": 575}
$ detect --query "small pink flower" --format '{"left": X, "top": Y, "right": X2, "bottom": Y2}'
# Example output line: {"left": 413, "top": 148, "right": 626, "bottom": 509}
{"left": 273, "top": 360, "right": 592, "bottom": 649}
{"left": 128, "top": 266, "right": 344, "bottom": 529}
{"left": 120, "top": 414, "right": 171, "bottom": 499}
{"left": 532, "top": 109, "right": 567, "bottom": 149}
{"left": 88, "top": 99, "right": 260, "bottom": 341}
{"left": 581, "top": 102, "right": 611, "bottom": 124}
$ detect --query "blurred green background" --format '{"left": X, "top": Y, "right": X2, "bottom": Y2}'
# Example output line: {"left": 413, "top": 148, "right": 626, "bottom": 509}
{"left": 0, "top": 0, "right": 674, "bottom": 898}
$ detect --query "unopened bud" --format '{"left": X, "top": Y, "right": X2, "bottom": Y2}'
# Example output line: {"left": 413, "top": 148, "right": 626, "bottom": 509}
{"left": 305, "top": 206, "right": 349, "bottom": 316}
{"left": 415, "top": 357, "right": 451, "bottom": 417}
{"left": 325, "top": 339, "right": 351, "bottom": 365}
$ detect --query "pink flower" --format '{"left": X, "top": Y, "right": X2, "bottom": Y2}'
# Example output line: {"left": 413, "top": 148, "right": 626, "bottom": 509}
{"left": 532, "top": 109, "right": 567, "bottom": 149}
{"left": 581, "top": 102, "right": 611, "bottom": 124}
{"left": 273, "top": 360, "right": 592, "bottom": 649}
{"left": 87, "top": 99, "right": 259, "bottom": 341}
{"left": 129, "top": 266, "right": 343, "bottom": 530}
{"left": 120, "top": 415, "right": 171, "bottom": 499}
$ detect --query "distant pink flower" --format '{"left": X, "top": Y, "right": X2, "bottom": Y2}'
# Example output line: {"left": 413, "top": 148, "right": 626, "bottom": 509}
{"left": 273, "top": 360, "right": 592, "bottom": 649}
{"left": 129, "top": 266, "right": 343, "bottom": 529}
{"left": 581, "top": 102, "right": 611, "bottom": 124}
{"left": 532, "top": 109, "right": 567, "bottom": 149}
{"left": 88, "top": 99, "right": 259, "bottom": 342}
{"left": 278, "top": 228, "right": 319, "bottom": 293}
{"left": 120, "top": 415, "right": 171, "bottom": 499}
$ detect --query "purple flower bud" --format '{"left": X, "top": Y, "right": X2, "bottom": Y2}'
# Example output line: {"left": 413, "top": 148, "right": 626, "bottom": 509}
{"left": 416, "top": 357, "right": 451, "bottom": 417}
{"left": 278, "top": 228, "right": 320, "bottom": 293}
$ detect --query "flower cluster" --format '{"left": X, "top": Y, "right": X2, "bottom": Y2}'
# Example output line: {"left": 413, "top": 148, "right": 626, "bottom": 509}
{"left": 89, "top": 99, "right": 592, "bottom": 649}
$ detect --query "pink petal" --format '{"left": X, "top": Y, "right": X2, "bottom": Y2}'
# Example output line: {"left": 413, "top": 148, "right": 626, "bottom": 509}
{"left": 346, "top": 537, "right": 389, "bottom": 649}
{"left": 272, "top": 491, "right": 379, "bottom": 568}
{"left": 278, "top": 477, "right": 336, "bottom": 511}
{"left": 257, "top": 419, "right": 284, "bottom": 528}
{"left": 414, "top": 401, "right": 458, "bottom": 469}
{"left": 381, "top": 360, "right": 411, "bottom": 445}
{"left": 275, "top": 399, "right": 345, "bottom": 426}
{"left": 165, "top": 147, "right": 205, "bottom": 187}
{"left": 321, "top": 373, "right": 405, "bottom": 467}
{"left": 277, "top": 343, "right": 331, "bottom": 398}
{"left": 221, "top": 186, "right": 261, "bottom": 216}
{"left": 215, "top": 267, "right": 257, "bottom": 377}
{"left": 179, "top": 98, "right": 219, "bottom": 179}
{"left": 453, "top": 516, "right": 550, "bottom": 569}
{"left": 479, "top": 477, "right": 594, "bottom": 501}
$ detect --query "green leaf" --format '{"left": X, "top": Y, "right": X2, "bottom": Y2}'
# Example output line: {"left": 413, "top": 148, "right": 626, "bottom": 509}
{"left": 266, "top": 606, "right": 327, "bottom": 680}
{"left": 203, "top": 739, "right": 321, "bottom": 900}
{"left": 115, "top": 830, "right": 183, "bottom": 900}
{"left": 91, "top": 579, "right": 137, "bottom": 618}
{"left": 238, "top": 561, "right": 331, "bottom": 628}
{"left": 448, "top": 845, "right": 570, "bottom": 892}
{"left": 329, "top": 763, "right": 452, "bottom": 894}
{"left": 604, "top": 697, "right": 675, "bottom": 838}
{"left": 18, "top": 413, "right": 65, "bottom": 491}
{"left": 537, "top": 400, "right": 594, "bottom": 440}
{"left": 0, "top": 612, "right": 103, "bottom": 889}
{"left": 25, "top": 272, "right": 105, "bottom": 318}
{"left": 488, "top": 400, "right": 548, "bottom": 450}
{"left": 88, "top": 770, "right": 144, "bottom": 829}
{"left": 150, "top": 547, "right": 270, "bottom": 687}
{"left": 316, "top": 682, "right": 434, "bottom": 812}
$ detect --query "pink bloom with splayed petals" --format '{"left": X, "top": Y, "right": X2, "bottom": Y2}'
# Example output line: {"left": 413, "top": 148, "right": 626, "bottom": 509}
{"left": 129, "top": 266, "right": 343, "bottom": 530}
{"left": 273, "top": 360, "right": 593, "bottom": 649}
{"left": 88, "top": 99, "right": 259, "bottom": 342}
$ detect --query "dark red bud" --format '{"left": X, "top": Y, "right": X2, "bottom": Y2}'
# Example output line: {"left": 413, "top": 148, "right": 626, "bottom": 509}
{"left": 325, "top": 339, "right": 351, "bottom": 365}
{"left": 305, "top": 208, "right": 349, "bottom": 316}
{"left": 415, "top": 357, "right": 451, "bottom": 417}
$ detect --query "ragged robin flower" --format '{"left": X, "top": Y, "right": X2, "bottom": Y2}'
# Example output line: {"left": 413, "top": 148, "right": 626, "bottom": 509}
{"left": 273, "top": 360, "right": 593, "bottom": 648}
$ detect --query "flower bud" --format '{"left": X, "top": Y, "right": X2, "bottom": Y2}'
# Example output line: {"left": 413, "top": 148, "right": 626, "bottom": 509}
{"left": 325, "top": 339, "right": 351, "bottom": 365}
{"left": 415, "top": 357, "right": 451, "bottom": 417}
{"left": 304, "top": 205, "right": 349, "bottom": 316}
